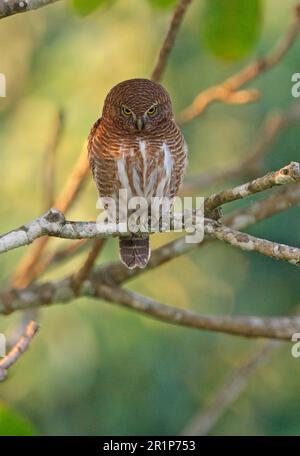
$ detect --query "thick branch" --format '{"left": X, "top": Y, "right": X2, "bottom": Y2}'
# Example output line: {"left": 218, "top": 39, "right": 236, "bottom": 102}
{"left": 0, "top": 0, "right": 61, "bottom": 19}
{"left": 1, "top": 162, "right": 299, "bottom": 276}
{"left": 1, "top": 211, "right": 300, "bottom": 267}
{"left": 0, "top": 280, "right": 299, "bottom": 340}
{"left": 0, "top": 162, "right": 299, "bottom": 339}
{"left": 0, "top": 209, "right": 120, "bottom": 255}
{"left": 94, "top": 286, "right": 300, "bottom": 340}
{"left": 1, "top": 212, "right": 300, "bottom": 338}
{"left": 100, "top": 183, "right": 300, "bottom": 285}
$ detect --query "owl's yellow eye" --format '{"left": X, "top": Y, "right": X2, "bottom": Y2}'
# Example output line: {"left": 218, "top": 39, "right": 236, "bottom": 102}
{"left": 147, "top": 105, "right": 158, "bottom": 116}
{"left": 121, "top": 106, "right": 132, "bottom": 117}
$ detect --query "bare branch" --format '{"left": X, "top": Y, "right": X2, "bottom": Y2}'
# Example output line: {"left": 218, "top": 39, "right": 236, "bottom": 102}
{"left": 94, "top": 286, "right": 300, "bottom": 340}
{"left": 206, "top": 219, "right": 300, "bottom": 267}
{"left": 1, "top": 210, "right": 300, "bottom": 267}
{"left": 0, "top": 161, "right": 299, "bottom": 340}
{"left": 205, "top": 161, "right": 300, "bottom": 213}
{"left": 101, "top": 182, "right": 300, "bottom": 285}
{"left": 12, "top": 143, "right": 89, "bottom": 288}
{"left": 182, "top": 102, "right": 300, "bottom": 193}
{"left": 0, "top": 0, "right": 61, "bottom": 19}
{"left": 40, "top": 239, "right": 89, "bottom": 271}
{"left": 72, "top": 239, "right": 106, "bottom": 294}
{"left": 0, "top": 199, "right": 300, "bottom": 339}
{"left": 182, "top": 302, "right": 300, "bottom": 435}
{"left": 182, "top": 341, "right": 280, "bottom": 435}
{"left": 43, "top": 109, "right": 64, "bottom": 210}
{"left": 0, "top": 280, "right": 299, "bottom": 340}
{"left": 53, "top": 143, "right": 90, "bottom": 213}
{"left": 225, "top": 182, "right": 300, "bottom": 230}
{"left": 179, "top": 5, "right": 300, "bottom": 123}
{"left": 0, "top": 321, "right": 39, "bottom": 381}
{"left": 1, "top": 162, "right": 298, "bottom": 256}
{"left": 151, "top": 0, "right": 193, "bottom": 82}
{"left": 0, "top": 209, "right": 122, "bottom": 255}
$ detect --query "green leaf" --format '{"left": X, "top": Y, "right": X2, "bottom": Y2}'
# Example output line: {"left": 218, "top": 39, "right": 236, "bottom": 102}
{"left": 202, "top": 0, "right": 262, "bottom": 61}
{"left": 71, "top": 0, "right": 107, "bottom": 16}
{"left": 0, "top": 403, "right": 37, "bottom": 436}
{"left": 147, "top": 0, "right": 177, "bottom": 9}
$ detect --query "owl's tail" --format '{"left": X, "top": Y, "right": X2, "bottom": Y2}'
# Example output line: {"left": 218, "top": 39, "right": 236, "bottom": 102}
{"left": 119, "top": 234, "right": 150, "bottom": 269}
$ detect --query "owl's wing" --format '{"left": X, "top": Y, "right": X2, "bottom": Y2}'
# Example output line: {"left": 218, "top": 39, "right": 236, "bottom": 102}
{"left": 88, "top": 118, "right": 102, "bottom": 183}
{"left": 88, "top": 118, "right": 118, "bottom": 198}
{"left": 169, "top": 127, "right": 188, "bottom": 199}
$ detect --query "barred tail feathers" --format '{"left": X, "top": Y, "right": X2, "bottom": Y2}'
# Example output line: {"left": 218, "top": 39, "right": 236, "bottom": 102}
{"left": 119, "top": 235, "right": 150, "bottom": 269}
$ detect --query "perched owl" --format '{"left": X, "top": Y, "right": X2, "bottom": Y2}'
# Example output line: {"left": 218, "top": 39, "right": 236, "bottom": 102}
{"left": 88, "top": 78, "right": 188, "bottom": 269}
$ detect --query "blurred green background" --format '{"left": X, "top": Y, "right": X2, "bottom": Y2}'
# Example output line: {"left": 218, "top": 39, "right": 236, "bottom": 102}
{"left": 0, "top": 0, "right": 300, "bottom": 436}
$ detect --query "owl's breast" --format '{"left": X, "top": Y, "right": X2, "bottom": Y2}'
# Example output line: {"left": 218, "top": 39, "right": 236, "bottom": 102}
{"left": 116, "top": 139, "right": 175, "bottom": 201}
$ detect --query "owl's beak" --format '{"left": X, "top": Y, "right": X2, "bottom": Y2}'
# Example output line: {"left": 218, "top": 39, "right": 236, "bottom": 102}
{"left": 136, "top": 117, "right": 144, "bottom": 131}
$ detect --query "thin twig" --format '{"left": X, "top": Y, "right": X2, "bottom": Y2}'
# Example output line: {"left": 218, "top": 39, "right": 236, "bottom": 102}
{"left": 12, "top": 143, "right": 89, "bottom": 288}
{"left": 0, "top": 321, "right": 39, "bottom": 381}
{"left": 151, "top": 0, "right": 193, "bottom": 82}
{"left": 179, "top": 4, "right": 300, "bottom": 123}
{"left": 182, "top": 102, "right": 300, "bottom": 193}
{"left": 182, "top": 341, "right": 280, "bottom": 435}
{"left": 53, "top": 142, "right": 89, "bottom": 213}
{"left": 225, "top": 182, "right": 300, "bottom": 230}
{"left": 182, "top": 301, "right": 300, "bottom": 435}
{"left": 43, "top": 109, "right": 65, "bottom": 210}
{"left": 40, "top": 239, "right": 89, "bottom": 272}
{"left": 72, "top": 239, "right": 106, "bottom": 294}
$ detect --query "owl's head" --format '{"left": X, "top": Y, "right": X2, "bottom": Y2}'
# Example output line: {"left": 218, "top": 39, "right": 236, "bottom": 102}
{"left": 102, "top": 78, "right": 173, "bottom": 134}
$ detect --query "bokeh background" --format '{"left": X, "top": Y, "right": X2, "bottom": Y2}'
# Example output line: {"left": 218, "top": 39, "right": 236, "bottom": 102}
{"left": 0, "top": 0, "right": 300, "bottom": 436}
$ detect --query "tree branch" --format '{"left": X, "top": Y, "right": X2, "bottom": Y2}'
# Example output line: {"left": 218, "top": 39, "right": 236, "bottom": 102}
{"left": 151, "top": 0, "right": 193, "bottom": 82}
{"left": 100, "top": 182, "right": 300, "bottom": 285}
{"left": 94, "top": 286, "right": 300, "bottom": 340}
{"left": 206, "top": 219, "right": 300, "bottom": 266}
{"left": 0, "top": 321, "right": 39, "bottom": 381}
{"left": 72, "top": 239, "right": 106, "bottom": 294}
{"left": 205, "top": 161, "right": 300, "bottom": 213}
{"left": 0, "top": 210, "right": 299, "bottom": 339}
{"left": 179, "top": 4, "right": 300, "bottom": 123}
{"left": 12, "top": 142, "right": 89, "bottom": 288}
{"left": 182, "top": 102, "right": 300, "bottom": 193}
{"left": 42, "top": 109, "right": 64, "bottom": 210}
{"left": 0, "top": 163, "right": 299, "bottom": 271}
{"left": 36, "top": 239, "right": 89, "bottom": 275}
{"left": 0, "top": 0, "right": 61, "bottom": 19}
{"left": 1, "top": 212, "right": 300, "bottom": 267}
{"left": 182, "top": 340, "right": 280, "bottom": 435}
{"left": 0, "top": 279, "right": 299, "bottom": 340}
{"left": 225, "top": 182, "right": 300, "bottom": 230}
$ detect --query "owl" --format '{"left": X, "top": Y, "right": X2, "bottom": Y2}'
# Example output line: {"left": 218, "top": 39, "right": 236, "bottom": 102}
{"left": 88, "top": 78, "right": 188, "bottom": 269}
